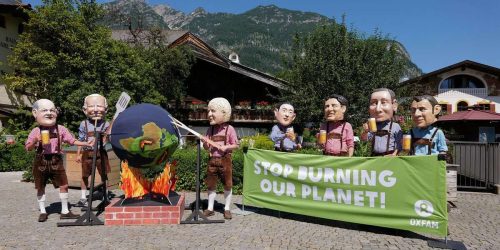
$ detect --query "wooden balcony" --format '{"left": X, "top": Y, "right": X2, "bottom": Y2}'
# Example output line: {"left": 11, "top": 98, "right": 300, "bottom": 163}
{"left": 183, "top": 108, "right": 275, "bottom": 123}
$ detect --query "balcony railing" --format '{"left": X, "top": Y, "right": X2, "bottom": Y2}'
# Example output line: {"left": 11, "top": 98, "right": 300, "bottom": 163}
{"left": 183, "top": 108, "right": 275, "bottom": 123}
{"left": 438, "top": 88, "right": 488, "bottom": 97}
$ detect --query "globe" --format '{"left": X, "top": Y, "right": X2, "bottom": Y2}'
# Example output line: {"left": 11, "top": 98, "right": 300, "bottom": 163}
{"left": 110, "top": 103, "right": 180, "bottom": 169}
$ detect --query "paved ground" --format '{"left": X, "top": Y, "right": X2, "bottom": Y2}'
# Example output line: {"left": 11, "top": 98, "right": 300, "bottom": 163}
{"left": 0, "top": 171, "right": 498, "bottom": 250}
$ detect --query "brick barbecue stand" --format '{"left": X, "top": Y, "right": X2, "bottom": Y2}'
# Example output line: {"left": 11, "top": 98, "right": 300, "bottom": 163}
{"left": 104, "top": 194, "right": 185, "bottom": 226}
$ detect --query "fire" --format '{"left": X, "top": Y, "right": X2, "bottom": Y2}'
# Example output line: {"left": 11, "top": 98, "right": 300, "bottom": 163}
{"left": 120, "top": 161, "right": 177, "bottom": 198}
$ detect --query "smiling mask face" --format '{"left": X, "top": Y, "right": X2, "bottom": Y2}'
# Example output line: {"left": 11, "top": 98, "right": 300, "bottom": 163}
{"left": 411, "top": 99, "right": 441, "bottom": 128}
{"left": 274, "top": 104, "right": 295, "bottom": 127}
{"left": 33, "top": 99, "right": 57, "bottom": 127}
{"left": 84, "top": 95, "right": 107, "bottom": 120}
{"left": 369, "top": 90, "right": 397, "bottom": 122}
{"left": 324, "top": 98, "right": 346, "bottom": 122}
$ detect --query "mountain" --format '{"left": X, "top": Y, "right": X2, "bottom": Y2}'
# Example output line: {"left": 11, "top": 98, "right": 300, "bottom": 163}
{"left": 101, "top": 0, "right": 422, "bottom": 77}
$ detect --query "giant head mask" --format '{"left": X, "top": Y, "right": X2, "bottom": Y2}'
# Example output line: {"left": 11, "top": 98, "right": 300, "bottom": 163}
{"left": 274, "top": 103, "right": 296, "bottom": 127}
{"left": 324, "top": 95, "right": 348, "bottom": 122}
{"left": 207, "top": 97, "right": 232, "bottom": 125}
{"left": 32, "top": 99, "right": 57, "bottom": 127}
{"left": 83, "top": 94, "right": 108, "bottom": 120}
{"left": 369, "top": 88, "right": 398, "bottom": 122}
{"left": 411, "top": 95, "right": 441, "bottom": 128}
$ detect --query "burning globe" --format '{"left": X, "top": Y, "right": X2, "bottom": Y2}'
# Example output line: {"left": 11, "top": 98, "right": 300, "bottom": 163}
{"left": 110, "top": 103, "right": 180, "bottom": 199}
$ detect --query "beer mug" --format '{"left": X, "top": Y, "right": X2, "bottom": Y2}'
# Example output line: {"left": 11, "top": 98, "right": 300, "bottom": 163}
{"left": 287, "top": 127, "right": 296, "bottom": 141}
{"left": 402, "top": 134, "right": 411, "bottom": 151}
{"left": 41, "top": 130, "right": 50, "bottom": 145}
{"left": 318, "top": 130, "right": 327, "bottom": 144}
{"left": 368, "top": 118, "right": 377, "bottom": 133}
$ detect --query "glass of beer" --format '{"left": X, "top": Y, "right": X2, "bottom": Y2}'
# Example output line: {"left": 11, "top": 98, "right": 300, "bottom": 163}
{"left": 41, "top": 130, "right": 50, "bottom": 145}
{"left": 287, "top": 127, "right": 296, "bottom": 141}
{"left": 368, "top": 118, "right": 377, "bottom": 132}
{"left": 318, "top": 130, "right": 327, "bottom": 144}
{"left": 403, "top": 134, "right": 411, "bottom": 151}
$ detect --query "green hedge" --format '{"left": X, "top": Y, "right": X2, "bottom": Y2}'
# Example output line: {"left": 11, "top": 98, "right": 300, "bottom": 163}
{"left": 0, "top": 142, "right": 34, "bottom": 172}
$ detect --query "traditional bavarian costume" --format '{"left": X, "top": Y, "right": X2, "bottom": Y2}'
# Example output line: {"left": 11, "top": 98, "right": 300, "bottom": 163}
{"left": 409, "top": 126, "right": 448, "bottom": 155}
{"left": 369, "top": 120, "right": 403, "bottom": 156}
{"left": 321, "top": 121, "right": 354, "bottom": 156}
{"left": 27, "top": 125, "right": 74, "bottom": 190}
{"left": 205, "top": 124, "right": 238, "bottom": 191}
{"left": 270, "top": 124, "right": 297, "bottom": 152}
{"left": 78, "top": 119, "right": 110, "bottom": 178}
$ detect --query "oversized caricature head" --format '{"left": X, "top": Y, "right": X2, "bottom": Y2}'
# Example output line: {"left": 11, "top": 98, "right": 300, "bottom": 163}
{"left": 411, "top": 95, "right": 441, "bottom": 128}
{"left": 207, "top": 97, "right": 232, "bottom": 125}
{"left": 32, "top": 99, "right": 57, "bottom": 127}
{"left": 369, "top": 88, "right": 398, "bottom": 122}
{"left": 324, "top": 94, "right": 348, "bottom": 122}
{"left": 83, "top": 94, "right": 108, "bottom": 120}
{"left": 274, "top": 103, "right": 296, "bottom": 127}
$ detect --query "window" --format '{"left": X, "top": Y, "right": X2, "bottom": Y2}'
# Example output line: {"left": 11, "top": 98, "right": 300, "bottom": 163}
{"left": 439, "top": 104, "right": 448, "bottom": 115}
{"left": 0, "top": 15, "right": 5, "bottom": 28}
{"left": 457, "top": 101, "right": 469, "bottom": 111}
{"left": 440, "top": 74, "right": 485, "bottom": 89}
{"left": 477, "top": 104, "right": 490, "bottom": 111}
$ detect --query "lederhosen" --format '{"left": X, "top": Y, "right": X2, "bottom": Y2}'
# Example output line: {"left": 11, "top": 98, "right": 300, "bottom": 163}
{"left": 33, "top": 126, "right": 68, "bottom": 190}
{"left": 324, "top": 122, "right": 348, "bottom": 156}
{"left": 81, "top": 120, "right": 110, "bottom": 178}
{"left": 410, "top": 127, "right": 439, "bottom": 155}
{"left": 371, "top": 121, "right": 395, "bottom": 156}
{"left": 206, "top": 125, "right": 232, "bottom": 190}
{"left": 274, "top": 126, "right": 295, "bottom": 152}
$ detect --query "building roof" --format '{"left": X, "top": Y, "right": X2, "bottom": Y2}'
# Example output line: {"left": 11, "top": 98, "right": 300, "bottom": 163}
{"left": 398, "top": 60, "right": 500, "bottom": 87}
{"left": 111, "top": 30, "right": 287, "bottom": 90}
{"left": 438, "top": 110, "right": 500, "bottom": 121}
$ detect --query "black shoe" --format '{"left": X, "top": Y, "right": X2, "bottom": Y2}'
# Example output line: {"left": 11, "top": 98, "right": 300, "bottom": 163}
{"left": 60, "top": 211, "right": 80, "bottom": 219}
{"left": 75, "top": 199, "right": 88, "bottom": 207}
{"left": 38, "top": 213, "right": 48, "bottom": 222}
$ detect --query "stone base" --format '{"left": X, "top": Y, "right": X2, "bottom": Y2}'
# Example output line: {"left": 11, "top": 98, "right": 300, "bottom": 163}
{"left": 105, "top": 194, "right": 185, "bottom": 226}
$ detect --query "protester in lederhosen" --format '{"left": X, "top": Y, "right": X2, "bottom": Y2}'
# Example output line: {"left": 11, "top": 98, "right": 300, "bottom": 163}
{"left": 362, "top": 88, "right": 403, "bottom": 156}
{"left": 409, "top": 95, "right": 448, "bottom": 155}
{"left": 269, "top": 102, "right": 301, "bottom": 152}
{"left": 25, "top": 99, "right": 93, "bottom": 222}
{"left": 200, "top": 97, "right": 239, "bottom": 220}
{"left": 75, "top": 94, "right": 111, "bottom": 207}
{"left": 317, "top": 95, "right": 354, "bottom": 156}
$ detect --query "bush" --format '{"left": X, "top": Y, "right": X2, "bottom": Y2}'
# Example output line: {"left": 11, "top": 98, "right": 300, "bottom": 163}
{"left": 0, "top": 142, "right": 34, "bottom": 173}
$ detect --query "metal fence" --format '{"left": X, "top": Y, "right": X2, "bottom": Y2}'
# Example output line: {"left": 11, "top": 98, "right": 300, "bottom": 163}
{"left": 449, "top": 141, "right": 499, "bottom": 191}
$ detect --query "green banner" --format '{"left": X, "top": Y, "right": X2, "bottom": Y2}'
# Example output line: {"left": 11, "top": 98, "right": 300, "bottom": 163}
{"left": 243, "top": 149, "right": 448, "bottom": 236}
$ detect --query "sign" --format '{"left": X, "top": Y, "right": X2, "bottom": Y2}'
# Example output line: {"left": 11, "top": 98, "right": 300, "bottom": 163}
{"left": 243, "top": 149, "right": 448, "bottom": 236}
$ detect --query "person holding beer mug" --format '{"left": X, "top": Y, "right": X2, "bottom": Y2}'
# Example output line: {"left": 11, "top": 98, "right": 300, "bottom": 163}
{"left": 409, "top": 95, "right": 448, "bottom": 156}
{"left": 270, "top": 102, "right": 301, "bottom": 152}
{"left": 25, "top": 99, "right": 93, "bottom": 222}
{"left": 362, "top": 88, "right": 403, "bottom": 156}
{"left": 317, "top": 95, "right": 354, "bottom": 157}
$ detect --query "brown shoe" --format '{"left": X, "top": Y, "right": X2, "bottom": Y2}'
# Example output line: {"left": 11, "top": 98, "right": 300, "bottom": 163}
{"left": 223, "top": 210, "right": 232, "bottom": 220}
{"left": 202, "top": 210, "right": 214, "bottom": 217}
{"left": 60, "top": 211, "right": 80, "bottom": 219}
{"left": 38, "top": 213, "right": 48, "bottom": 222}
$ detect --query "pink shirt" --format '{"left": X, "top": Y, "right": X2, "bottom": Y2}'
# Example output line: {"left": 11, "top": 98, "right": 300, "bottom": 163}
{"left": 319, "top": 121, "right": 354, "bottom": 155}
{"left": 25, "top": 125, "right": 76, "bottom": 154}
{"left": 205, "top": 123, "right": 238, "bottom": 157}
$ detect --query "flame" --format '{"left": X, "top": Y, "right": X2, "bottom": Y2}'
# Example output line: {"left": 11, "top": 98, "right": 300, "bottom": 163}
{"left": 120, "top": 161, "right": 177, "bottom": 198}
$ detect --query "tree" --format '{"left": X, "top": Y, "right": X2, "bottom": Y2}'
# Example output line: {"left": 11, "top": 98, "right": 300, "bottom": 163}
{"left": 6, "top": 0, "right": 193, "bottom": 131}
{"left": 279, "top": 21, "right": 407, "bottom": 128}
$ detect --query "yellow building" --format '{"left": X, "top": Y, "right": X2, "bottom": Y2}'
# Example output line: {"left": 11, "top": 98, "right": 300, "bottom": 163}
{"left": 0, "top": 0, "right": 30, "bottom": 130}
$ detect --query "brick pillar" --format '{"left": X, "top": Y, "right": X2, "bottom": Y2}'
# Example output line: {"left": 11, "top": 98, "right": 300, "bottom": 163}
{"left": 447, "top": 104, "right": 453, "bottom": 114}
{"left": 490, "top": 103, "right": 496, "bottom": 112}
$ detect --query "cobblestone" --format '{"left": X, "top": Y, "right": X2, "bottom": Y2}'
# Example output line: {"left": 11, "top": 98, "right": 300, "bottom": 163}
{"left": 0, "top": 172, "right": 499, "bottom": 249}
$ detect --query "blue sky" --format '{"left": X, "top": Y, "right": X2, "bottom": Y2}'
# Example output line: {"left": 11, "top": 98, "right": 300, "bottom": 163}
{"left": 23, "top": 0, "right": 500, "bottom": 73}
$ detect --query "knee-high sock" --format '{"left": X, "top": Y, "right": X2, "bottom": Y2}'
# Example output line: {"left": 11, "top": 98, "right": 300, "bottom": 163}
{"left": 224, "top": 190, "right": 232, "bottom": 211}
{"left": 81, "top": 189, "right": 87, "bottom": 200}
{"left": 59, "top": 192, "right": 69, "bottom": 214}
{"left": 207, "top": 191, "right": 216, "bottom": 211}
{"left": 37, "top": 195, "right": 46, "bottom": 214}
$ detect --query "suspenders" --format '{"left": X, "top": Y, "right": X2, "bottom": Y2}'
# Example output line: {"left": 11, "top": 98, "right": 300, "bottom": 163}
{"left": 410, "top": 127, "right": 439, "bottom": 155}
{"left": 371, "top": 121, "right": 393, "bottom": 154}
{"left": 209, "top": 124, "right": 229, "bottom": 156}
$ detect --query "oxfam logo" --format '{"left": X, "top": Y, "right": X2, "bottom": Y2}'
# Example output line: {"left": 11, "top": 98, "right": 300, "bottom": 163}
{"left": 414, "top": 200, "right": 434, "bottom": 217}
